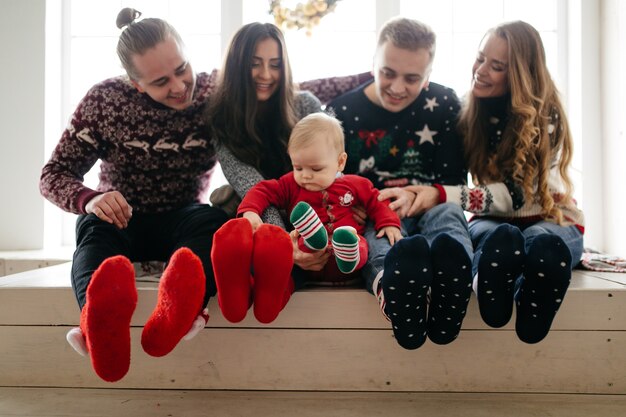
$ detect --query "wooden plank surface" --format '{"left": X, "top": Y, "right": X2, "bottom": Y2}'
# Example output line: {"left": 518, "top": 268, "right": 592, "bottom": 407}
{"left": 0, "top": 326, "right": 623, "bottom": 393}
{"left": 0, "top": 388, "right": 624, "bottom": 417}
{"left": 0, "top": 265, "right": 624, "bottom": 330}
{"left": 0, "top": 265, "right": 623, "bottom": 395}
{"left": 3, "top": 262, "right": 623, "bottom": 289}
{"left": 0, "top": 283, "right": 624, "bottom": 330}
{"left": 0, "top": 248, "right": 72, "bottom": 277}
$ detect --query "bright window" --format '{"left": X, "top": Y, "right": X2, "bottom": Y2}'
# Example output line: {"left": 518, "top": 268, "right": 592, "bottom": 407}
{"left": 66, "top": 0, "right": 222, "bottom": 120}
{"left": 243, "top": 0, "right": 377, "bottom": 80}
{"left": 400, "top": 0, "right": 561, "bottom": 97}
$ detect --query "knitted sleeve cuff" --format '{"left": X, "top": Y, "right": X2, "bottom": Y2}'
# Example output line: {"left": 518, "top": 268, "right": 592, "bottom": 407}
{"left": 433, "top": 184, "right": 446, "bottom": 204}
{"left": 76, "top": 189, "right": 102, "bottom": 214}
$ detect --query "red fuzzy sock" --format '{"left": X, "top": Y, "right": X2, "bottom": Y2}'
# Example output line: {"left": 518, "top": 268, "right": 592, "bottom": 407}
{"left": 252, "top": 224, "right": 294, "bottom": 324}
{"left": 80, "top": 255, "right": 136, "bottom": 382}
{"left": 141, "top": 247, "right": 206, "bottom": 357}
{"left": 211, "top": 218, "right": 254, "bottom": 323}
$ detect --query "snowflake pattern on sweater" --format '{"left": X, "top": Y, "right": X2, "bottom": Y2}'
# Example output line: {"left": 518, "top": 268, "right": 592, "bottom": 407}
{"left": 40, "top": 72, "right": 219, "bottom": 214}
{"left": 440, "top": 109, "right": 585, "bottom": 229}
{"left": 327, "top": 81, "right": 467, "bottom": 188}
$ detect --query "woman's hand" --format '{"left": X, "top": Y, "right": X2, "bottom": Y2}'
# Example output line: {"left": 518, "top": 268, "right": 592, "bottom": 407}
{"left": 404, "top": 185, "right": 440, "bottom": 217}
{"left": 290, "top": 230, "right": 330, "bottom": 271}
{"left": 85, "top": 191, "right": 132, "bottom": 229}
{"left": 376, "top": 226, "right": 403, "bottom": 245}
{"left": 377, "top": 187, "right": 416, "bottom": 219}
{"left": 351, "top": 205, "right": 368, "bottom": 226}
{"left": 242, "top": 211, "right": 263, "bottom": 231}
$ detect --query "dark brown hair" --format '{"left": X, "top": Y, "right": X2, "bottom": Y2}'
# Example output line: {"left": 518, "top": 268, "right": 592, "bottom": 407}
{"left": 206, "top": 22, "right": 297, "bottom": 178}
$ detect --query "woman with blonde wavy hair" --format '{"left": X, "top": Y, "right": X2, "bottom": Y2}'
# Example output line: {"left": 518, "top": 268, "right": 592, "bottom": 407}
{"left": 399, "top": 21, "right": 584, "bottom": 344}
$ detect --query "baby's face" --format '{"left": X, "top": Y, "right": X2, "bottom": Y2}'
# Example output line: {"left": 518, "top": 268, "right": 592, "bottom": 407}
{"left": 290, "top": 137, "right": 346, "bottom": 192}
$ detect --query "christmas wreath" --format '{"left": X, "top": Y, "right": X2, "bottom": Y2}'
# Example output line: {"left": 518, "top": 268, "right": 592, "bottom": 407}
{"left": 269, "top": 0, "right": 342, "bottom": 34}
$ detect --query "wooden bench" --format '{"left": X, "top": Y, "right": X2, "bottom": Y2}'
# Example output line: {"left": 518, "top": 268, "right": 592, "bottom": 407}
{"left": 0, "top": 248, "right": 72, "bottom": 277}
{"left": 0, "top": 262, "right": 624, "bottom": 415}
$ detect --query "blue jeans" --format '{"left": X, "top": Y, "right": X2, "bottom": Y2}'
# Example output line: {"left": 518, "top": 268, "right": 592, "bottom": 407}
{"left": 361, "top": 202, "right": 472, "bottom": 294}
{"left": 469, "top": 218, "right": 584, "bottom": 277}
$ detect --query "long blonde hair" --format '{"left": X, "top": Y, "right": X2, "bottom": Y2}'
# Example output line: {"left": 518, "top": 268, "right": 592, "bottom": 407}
{"left": 459, "top": 21, "right": 574, "bottom": 223}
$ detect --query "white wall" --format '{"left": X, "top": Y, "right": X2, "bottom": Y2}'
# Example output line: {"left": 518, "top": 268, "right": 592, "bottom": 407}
{"left": 601, "top": 0, "right": 626, "bottom": 255}
{"left": 0, "top": 0, "right": 46, "bottom": 250}
{"left": 567, "top": 0, "right": 603, "bottom": 251}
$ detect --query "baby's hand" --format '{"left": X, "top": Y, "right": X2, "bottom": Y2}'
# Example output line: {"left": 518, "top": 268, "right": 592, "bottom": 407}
{"left": 376, "top": 226, "right": 403, "bottom": 245}
{"left": 242, "top": 212, "right": 263, "bottom": 231}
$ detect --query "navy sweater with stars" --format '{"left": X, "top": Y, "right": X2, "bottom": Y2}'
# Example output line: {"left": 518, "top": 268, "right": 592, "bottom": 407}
{"left": 327, "top": 81, "right": 467, "bottom": 189}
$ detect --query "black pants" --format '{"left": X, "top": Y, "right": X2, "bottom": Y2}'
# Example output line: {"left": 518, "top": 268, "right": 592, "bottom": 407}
{"left": 71, "top": 204, "right": 227, "bottom": 310}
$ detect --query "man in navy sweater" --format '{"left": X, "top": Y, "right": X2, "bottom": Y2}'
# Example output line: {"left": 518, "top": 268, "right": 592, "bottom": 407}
{"left": 328, "top": 17, "right": 473, "bottom": 350}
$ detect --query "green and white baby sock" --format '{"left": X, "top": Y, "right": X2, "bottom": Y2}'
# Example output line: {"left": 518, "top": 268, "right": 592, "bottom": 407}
{"left": 290, "top": 201, "right": 328, "bottom": 250}
{"left": 332, "top": 226, "right": 360, "bottom": 274}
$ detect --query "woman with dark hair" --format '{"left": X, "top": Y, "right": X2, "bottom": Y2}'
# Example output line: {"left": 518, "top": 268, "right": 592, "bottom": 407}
{"left": 207, "top": 22, "right": 368, "bottom": 323}
{"left": 208, "top": 22, "right": 322, "bottom": 226}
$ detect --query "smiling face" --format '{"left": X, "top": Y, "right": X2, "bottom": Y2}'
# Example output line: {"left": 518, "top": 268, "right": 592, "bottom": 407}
{"left": 130, "top": 36, "right": 196, "bottom": 110}
{"left": 251, "top": 37, "right": 282, "bottom": 102}
{"left": 365, "top": 41, "right": 432, "bottom": 113}
{"left": 471, "top": 33, "right": 509, "bottom": 98}
{"left": 290, "top": 135, "right": 347, "bottom": 192}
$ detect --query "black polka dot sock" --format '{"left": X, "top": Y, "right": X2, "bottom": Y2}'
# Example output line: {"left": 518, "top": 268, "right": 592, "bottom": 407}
{"left": 476, "top": 224, "right": 525, "bottom": 328}
{"left": 515, "top": 234, "right": 572, "bottom": 344}
{"left": 427, "top": 233, "right": 473, "bottom": 345}
{"left": 381, "top": 235, "right": 432, "bottom": 350}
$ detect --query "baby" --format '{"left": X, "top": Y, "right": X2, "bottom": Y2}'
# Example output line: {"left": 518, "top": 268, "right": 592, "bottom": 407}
{"left": 211, "top": 112, "right": 401, "bottom": 325}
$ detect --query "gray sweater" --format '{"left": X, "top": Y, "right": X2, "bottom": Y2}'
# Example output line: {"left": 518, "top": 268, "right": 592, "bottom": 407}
{"left": 214, "top": 91, "right": 322, "bottom": 227}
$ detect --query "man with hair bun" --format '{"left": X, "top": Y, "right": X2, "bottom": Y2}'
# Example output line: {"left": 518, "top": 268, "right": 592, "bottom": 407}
{"left": 40, "top": 8, "right": 227, "bottom": 382}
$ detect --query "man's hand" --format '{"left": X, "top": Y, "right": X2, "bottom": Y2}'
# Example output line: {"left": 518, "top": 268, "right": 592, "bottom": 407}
{"left": 85, "top": 191, "right": 132, "bottom": 229}
{"left": 290, "top": 229, "right": 330, "bottom": 271}
{"left": 378, "top": 187, "right": 416, "bottom": 219}
{"left": 376, "top": 226, "right": 403, "bottom": 245}
{"left": 404, "top": 185, "right": 440, "bottom": 217}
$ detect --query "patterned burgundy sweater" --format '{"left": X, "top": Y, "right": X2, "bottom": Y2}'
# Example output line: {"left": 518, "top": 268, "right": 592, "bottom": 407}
{"left": 40, "top": 72, "right": 219, "bottom": 214}
{"left": 40, "top": 70, "right": 372, "bottom": 215}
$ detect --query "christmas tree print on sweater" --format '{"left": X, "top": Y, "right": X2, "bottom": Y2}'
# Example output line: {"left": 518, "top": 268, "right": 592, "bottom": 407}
{"left": 328, "top": 81, "right": 467, "bottom": 189}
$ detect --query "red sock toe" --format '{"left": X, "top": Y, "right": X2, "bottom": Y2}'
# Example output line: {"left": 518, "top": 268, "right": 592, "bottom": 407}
{"left": 81, "top": 255, "right": 136, "bottom": 382}
{"left": 252, "top": 224, "right": 294, "bottom": 324}
{"left": 211, "top": 218, "right": 254, "bottom": 323}
{"left": 141, "top": 247, "right": 205, "bottom": 357}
